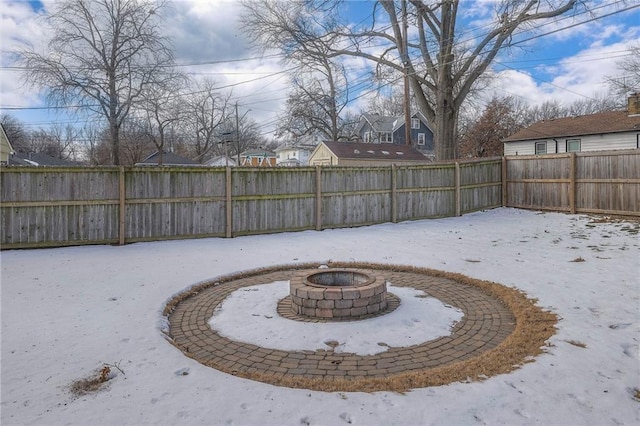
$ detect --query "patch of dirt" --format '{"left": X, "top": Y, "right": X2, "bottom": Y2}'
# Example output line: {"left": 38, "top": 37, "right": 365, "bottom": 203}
{"left": 69, "top": 366, "right": 111, "bottom": 397}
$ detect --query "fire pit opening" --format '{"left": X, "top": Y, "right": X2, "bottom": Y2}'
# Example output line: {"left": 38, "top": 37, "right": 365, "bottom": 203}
{"left": 306, "top": 271, "right": 372, "bottom": 287}
{"left": 289, "top": 269, "right": 388, "bottom": 320}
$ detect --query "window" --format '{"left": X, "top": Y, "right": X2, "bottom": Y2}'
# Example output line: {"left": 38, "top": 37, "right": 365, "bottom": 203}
{"left": 364, "top": 132, "right": 372, "bottom": 143}
{"left": 411, "top": 118, "right": 420, "bottom": 129}
{"left": 535, "top": 141, "right": 547, "bottom": 155}
{"left": 380, "top": 132, "right": 392, "bottom": 143}
{"left": 566, "top": 139, "right": 581, "bottom": 152}
{"left": 417, "top": 133, "right": 426, "bottom": 145}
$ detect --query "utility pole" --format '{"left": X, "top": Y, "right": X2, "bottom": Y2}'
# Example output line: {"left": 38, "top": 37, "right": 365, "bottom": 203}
{"left": 221, "top": 132, "right": 233, "bottom": 167}
{"left": 402, "top": 0, "right": 411, "bottom": 146}
{"left": 235, "top": 102, "right": 240, "bottom": 165}
{"left": 234, "top": 103, "right": 252, "bottom": 166}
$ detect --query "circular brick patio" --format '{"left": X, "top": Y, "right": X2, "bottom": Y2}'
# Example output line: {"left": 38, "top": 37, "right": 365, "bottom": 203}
{"left": 164, "top": 262, "right": 554, "bottom": 391}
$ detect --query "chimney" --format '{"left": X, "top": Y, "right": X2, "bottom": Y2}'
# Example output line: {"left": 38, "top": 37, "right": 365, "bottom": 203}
{"left": 628, "top": 93, "right": 640, "bottom": 116}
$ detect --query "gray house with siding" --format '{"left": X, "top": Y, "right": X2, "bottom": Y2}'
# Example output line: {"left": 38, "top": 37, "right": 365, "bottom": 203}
{"left": 503, "top": 94, "right": 640, "bottom": 156}
{"left": 353, "top": 112, "right": 434, "bottom": 153}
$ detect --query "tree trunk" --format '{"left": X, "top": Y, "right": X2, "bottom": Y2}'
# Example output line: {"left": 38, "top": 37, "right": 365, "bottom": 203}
{"left": 110, "top": 119, "right": 120, "bottom": 165}
{"left": 435, "top": 1, "right": 457, "bottom": 160}
{"left": 434, "top": 94, "right": 458, "bottom": 160}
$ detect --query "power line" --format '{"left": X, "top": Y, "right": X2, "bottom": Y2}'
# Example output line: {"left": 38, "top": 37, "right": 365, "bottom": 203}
{"left": 3, "top": 0, "right": 638, "bottom": 135}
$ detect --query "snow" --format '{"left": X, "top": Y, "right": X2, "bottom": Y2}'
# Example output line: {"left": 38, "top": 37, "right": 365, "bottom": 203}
{"left": 209, "top": 282, "right": 463, "bottom": 355}
{"left": 1, "top": 208, "right": 639, "bottom": 425}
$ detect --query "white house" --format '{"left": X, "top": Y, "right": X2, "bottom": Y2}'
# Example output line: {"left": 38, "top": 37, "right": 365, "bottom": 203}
{"left": 135, "top": 151, "right": 201, "bottom": 166}
{"left": 0, "top": 124, "right": 14, "bottom": 165}
{"left": 205, "top": 155, "right": 238, "bottom": 167}
{"left": 274, "top": 144, "right": 315, "bottom": 167}
{"left": 503, "top": 94, "right": 640, "bottom": 156}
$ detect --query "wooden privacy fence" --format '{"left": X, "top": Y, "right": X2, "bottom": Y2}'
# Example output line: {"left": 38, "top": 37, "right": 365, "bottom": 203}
{"left": 2, "top": 150, "right": 637, "bottom": 249}
{"left": 0, "top": 158, "right": 502, "bottom": 248}
{"left": 504, "top": 150, "right": 640, "bottom": 216}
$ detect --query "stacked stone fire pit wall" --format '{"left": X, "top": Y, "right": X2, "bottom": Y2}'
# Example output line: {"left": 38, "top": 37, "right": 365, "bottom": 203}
{"left": 289, "top": 269, "right": 387, "bottom": 319}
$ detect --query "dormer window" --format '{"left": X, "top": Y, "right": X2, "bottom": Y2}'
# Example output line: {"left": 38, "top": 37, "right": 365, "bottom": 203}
{"left": 411, "top": 118, "right": 420, "bottom": 129}
{"left": 380, "top": 132, "right": 392, "bottom": 143}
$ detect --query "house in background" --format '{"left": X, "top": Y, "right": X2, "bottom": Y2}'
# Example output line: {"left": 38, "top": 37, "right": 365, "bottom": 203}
{"left": 308, "top": 141, "right": 429, "bottom": 166}
{"left": 353, "top": 112, "right": 434, "bottom": 152}
{"left": 135, "top": 150, "right": 200, "bottom": 166}
{"left": 7, "top": 152, "right": 79, "bottom": 166}
{"left": 205, "top": 155, "right": 238, "bottom": 167}
{"left": 503, "top": 94, "right": 640, "bottom": 156}
{"left": 239, "top": 149, "right": 276, "bottom": 167}
{"left": 275, "top": 143, "right": 315, "bottom": 167}
{"left": 1, "top": 124, "right": 14, "bottom": 164}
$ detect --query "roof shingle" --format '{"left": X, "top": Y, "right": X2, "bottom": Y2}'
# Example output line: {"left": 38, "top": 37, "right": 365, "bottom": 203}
{"left": 322, "top": 141, "right": 427, "bottom": 161}
{"left": 503, "top": 110, "right": 640, "bottom": 142}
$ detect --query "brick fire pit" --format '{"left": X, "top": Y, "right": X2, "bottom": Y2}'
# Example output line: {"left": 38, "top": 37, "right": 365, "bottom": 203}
{"left": 289, "top": 269, "right": 387, "bottom": 319}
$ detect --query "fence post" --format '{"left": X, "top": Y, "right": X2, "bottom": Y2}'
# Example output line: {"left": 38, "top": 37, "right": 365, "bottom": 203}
{"left": 502, "top": 157, "right": 507, "bottom": 207}
{"left": 118, "top": 166, "right": 126, "bottom": 245}
{"left": 391, "top": 164, "right": 397, "bottom": 223}
{"left": 226, "top": 166, "right": 233, "bottom": 238}
{"left": 315, "top": 166, "right": 322, "bottom": 231}
{"left": 454, "top": 162, "right": 461, "bottom": 217}
{"left": 569, "top": 153, "right": 576, "bottom": 214}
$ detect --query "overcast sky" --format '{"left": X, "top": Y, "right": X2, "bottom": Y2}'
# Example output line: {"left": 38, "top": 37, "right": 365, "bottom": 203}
{"left": 1, "top": 0, "right": 639, "bottom": 139}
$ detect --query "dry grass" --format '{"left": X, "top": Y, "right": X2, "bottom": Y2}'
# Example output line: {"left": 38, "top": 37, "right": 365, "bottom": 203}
{"left": 69, "top": 366, "right": 111, "bottom": 397}
{"left": 565, "top": 340, "right": 587, "bottom": 348}
{"left": 570, "top": 257, "right": 586, "bottom": 263}
{"left": 164, "top": 261, "right": 558, "bottom": 392}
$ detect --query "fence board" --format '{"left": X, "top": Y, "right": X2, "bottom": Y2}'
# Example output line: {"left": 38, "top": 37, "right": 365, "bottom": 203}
{"left": 506, "top": 150, "right": 640, "bottom": 215}
{"left": 3, "top": 151, "right": 635, "bottom": 249}
{"left": 0, "top": 168, "right": 120, "bottom": 247}
{"left": 459, "top": 159, "right": 503, "bottom": 214}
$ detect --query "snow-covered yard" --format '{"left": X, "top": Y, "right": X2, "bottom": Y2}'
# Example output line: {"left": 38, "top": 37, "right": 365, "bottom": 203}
{"left": 1, "top": 208, "right": 638, "bottom": 425}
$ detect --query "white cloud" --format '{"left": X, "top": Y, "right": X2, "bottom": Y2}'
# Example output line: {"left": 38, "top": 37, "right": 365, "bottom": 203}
{"left": 0, "top": 1, "right": 52, "bottom": 110}
{"left": 167, "top": 0, "right": 250, "bottom": 64}
{"left": 2, "top": 0, "right": 639, "bottom": 135}
{"left": 490, "top": 36, "right": 638, "bottom": 108}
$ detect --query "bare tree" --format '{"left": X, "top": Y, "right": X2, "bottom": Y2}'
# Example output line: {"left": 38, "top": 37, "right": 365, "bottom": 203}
{"left": 242, "top": 0, "right": 351, "bottom": 142}
{"left": 366, "top": 85, "right": 407, "bottom": 117}
{"left": 137, "top": 78, "right": 186, "bottom": 165}
{"left": 238, "top": 117, "right": 267, "bottom": 155}
{"left": 20, "top": 0, "right": 176, "bottom": 165}
{"left": 119, "top": 120, "right": 155, "bottom": 165}
{"left": 82, "top": 124, "right": 112, "bottom": 165}
{"left": 29, "top": 124, "right": 81, "bottom": 161}
{"left": 525, "top": 94, "right": 621, "bottom": 125}
{"left": 0, "top": 114, "right": 29, "bottom": 152}
{"left": 458, "top": 96, "right": 523, "bottom": 158}
{"left": 184, "top": 79, "right": 233, "bottom": 162}
{"left": 277, "top": 71, "right": 350, "bottom": 141}
{"left": 527, "top": 99, "right": 566, "bottom": 124}
{"left": 243, "top": 0, "right": 578, "bottom": 160}
{"left": 566, "top": 92, "right": 624, "bottom": 116}
{"left": 607, "top": 43, "right": 640, "bottom": 95}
